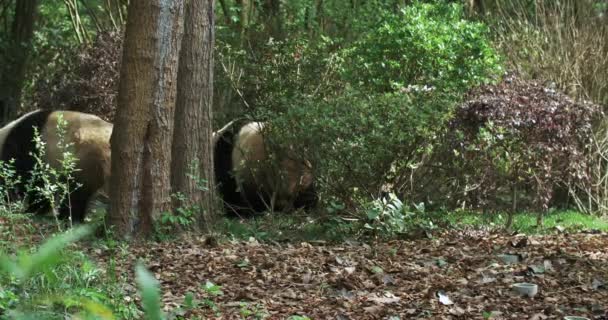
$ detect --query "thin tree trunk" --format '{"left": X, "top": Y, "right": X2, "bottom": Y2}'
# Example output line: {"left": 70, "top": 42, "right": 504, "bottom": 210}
{"left": 109, "top": 0, "right": 184, "bottom": 239}
{"left": 0, "top": 0, "right": 38, "bottom": 124}
{"left": 262, "top": 0, "right": 282, "bottom": 39}
{"left": 466, "top": 0, "right": 484, "bottom": 16}
{"left": 236, "top": 0, "right": 250, "bottom": 43}
{"left": 217, "top": 0, "right": 231, "bottom": 26}
{"left": 63, "top": 0, "right": 90, "bottom": 44}
{"left": 171, "top": 0, "right": 216, "bottom": 232}
{"left": 315, "top": 0, "right": 324, "bottom": 35}
{"left": 78, "top": 0, "right": 103, "bottom": 32}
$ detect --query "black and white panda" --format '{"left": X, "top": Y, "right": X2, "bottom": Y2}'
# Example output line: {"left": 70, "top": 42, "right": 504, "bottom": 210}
{"left": 0, "top": 110, "right": 112, "bottom": 222}
{"left": 214, "top": 120, "right": 317, "bottom": 216}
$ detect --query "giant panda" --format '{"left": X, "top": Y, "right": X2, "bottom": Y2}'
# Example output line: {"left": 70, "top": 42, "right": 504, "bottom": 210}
{"left": 0, "top": 110, "right": 112, "bottom": 222}
{"left": 214, "top": 120, "right": 317, "bottom": 216}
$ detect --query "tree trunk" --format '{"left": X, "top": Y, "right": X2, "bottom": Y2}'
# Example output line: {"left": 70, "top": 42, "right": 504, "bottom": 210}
{"left": 171, "top": 0, "right": 216, "bottom": 232}
{"left": 236, "top": 0, "right": 250, "bottom": 42}
{"left": 109, "top": 0, "right": 184, "bottom": 239}
{"left": 217, "top": 0, "right": 231, "bottom": 26}
{"left": 0, "top": 0, "right": 38, "bottom": 124}
{"left": 315, "top": 0, "right": 324, "bottom": 35}
{"left": 262, "top": 0, "right": 282, "bottom": 39}
{"left": 466, "top": 0, "right": 484, "bottom": 16}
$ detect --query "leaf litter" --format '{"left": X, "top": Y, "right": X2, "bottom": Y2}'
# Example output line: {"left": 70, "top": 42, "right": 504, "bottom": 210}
{"left": 86, "top": 229, "right": 608, "bottom": 319}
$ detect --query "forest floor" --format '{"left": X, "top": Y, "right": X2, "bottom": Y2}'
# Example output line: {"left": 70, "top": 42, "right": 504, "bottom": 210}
{"left": 91, "top": 229, "right": 608, "bottom": 319}
{"left": 2, "top": 214, "right": 608, "bottom": 319}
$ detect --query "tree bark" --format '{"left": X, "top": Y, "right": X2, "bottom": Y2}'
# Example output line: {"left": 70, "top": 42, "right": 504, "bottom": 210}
{"left": 171, "top": 0, "right": 216, "bottom": 232}
{"left": 109, "top": 0, "right": 184, "bottom": 238}
{"left": 466, "top": 0, "right": 484, "bottom": 16}
{"left": 217, "top": 0, "right": 231, "bottom": 26}
{"left": 0, "top": 0, "right": 38, "bottom": 124}
{"left": 314, "top": 0, "right": 324, "bottom": 35}
{"left": 236, "top": 0, "right": 251, "bottom": 42}
{"left": 262, "top": 0, "right": 282, "bottom": 39}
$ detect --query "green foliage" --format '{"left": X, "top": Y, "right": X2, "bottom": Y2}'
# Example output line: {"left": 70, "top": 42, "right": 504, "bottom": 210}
{"left": 159, "top": 192, "right": 196, "bottom": 230}
{"left": 342, "top": 1, "right": 502, "bottom": 94}
{"left": 214, "top": 35, "right": 343, "bottom": 124}
{"left": 0, "top": 226, "right": 99, "bottom": 318}
{"left": 24, "top": 0, "right": 125, "bottom": 107}
{"left": 155, "top": 160, "right": 209, "bottom": 238}
{"left": 270, "top": 89, "right": 455, "bottom": 210}
{"left": 0, "top": 218, "right": 149, "bottom": 319}
{"left": 363, "top": 193, "right": 434, "bottom": 237}
{"left": 202, "top": 281, "right": 223, "bottom": 297}
{"left": 136, "top": 264, "right": 164, "bottom": 320}
{"left": 200, "top": 281, "right": 223, "bottom": 315}
{"left": 235, "top": 1, "right": 505, "bottom": 214}
{"left": 0, "top": 159, "right": 25, "bottom": 214}
{"left": 168, "top": 281, "right": 224, "bottom": 318}
{"left": 28, "top": 114, "right": 81, "bottom": 228}
{"left": 239, "top": 302, "right": 269, "bottom": 319}
{"left": 22, "top": 2, "right": 82, "bottom": 105}
{"left": 445, "top": 210, "right": 608, "bottom": 234}
{"left": 2, "top": 227, "right": 90, "bottom": 282}
{"left": 219, "top": 214, "right": 361, "bottom": 242}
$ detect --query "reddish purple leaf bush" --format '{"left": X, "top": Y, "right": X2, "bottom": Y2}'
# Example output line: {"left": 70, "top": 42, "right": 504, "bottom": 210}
{"left": 33, "top": 31, "right": 122, "bottom": 121}
{"left": 443, "top": 73, "right": 601, "bottom": 212}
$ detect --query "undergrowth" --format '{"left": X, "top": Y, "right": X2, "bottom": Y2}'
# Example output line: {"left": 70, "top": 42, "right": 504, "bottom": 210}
{"left": 0, "top": 224, "right": 142, "bottom": 319}
{"left": 1, "top": 204, "right": 606, "bottom": 318}
{"left": 446, "top": 210, "right": 608, "bottom": 234}
{"left": 219, "top": 209, "right": 608, "bottom": 242}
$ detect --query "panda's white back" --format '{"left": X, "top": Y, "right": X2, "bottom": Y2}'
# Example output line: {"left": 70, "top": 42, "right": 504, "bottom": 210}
{"left": 233, "top": 121, "right": 266, "bottom": 168}
{"left": 42, "top": 111, "right": 112, "bottom": 167}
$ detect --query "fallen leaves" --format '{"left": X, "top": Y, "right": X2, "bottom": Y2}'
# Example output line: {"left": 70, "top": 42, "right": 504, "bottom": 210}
{"left": 84, "top": 230, "right": 608, "bottom": 319}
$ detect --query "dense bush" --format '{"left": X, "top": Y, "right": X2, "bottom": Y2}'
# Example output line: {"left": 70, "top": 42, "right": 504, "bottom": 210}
{"left": 28, "top": 2, "right": 507, "bottom": 218}
{"left": 342, "top": 1, "right": 502, "bottom": 93}
{"left": 214, "top": 36, "right": 344, "bottom": 124}
{"left": 257, "top": 2, "right": 503, "bottom": 212}
{"left": 33, "top": 31, "right": 121, "bottom": 121}
{"left": 442, "top": 74, "right": 601, "bottom": 213}
{"left": 267, "top": 89, "right": 456, "bottom": 211}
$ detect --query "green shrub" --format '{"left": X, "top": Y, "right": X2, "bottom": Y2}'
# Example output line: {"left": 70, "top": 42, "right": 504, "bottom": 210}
{"left": 0, "top": 226, "right": 101, "bottom": 318}
{"left": 0, "top": 115, "right": 81, "bottom": 229}
{"left": 342, "top": 1, "right": 502, "bottom": 93}
{"left": 0, "top": 159, "right": 25, "bottom": 214}
{"left": 269, "top": 89, "right": 454, "bottom": 211}
{"left": 29, "top": 114, "right": 81, "bottom": 228}
{"left": 363, "top": 193, "right": 435, "bottom": 237}
{"left": 214, "top": 35, "right": 344, "bottom": 124}
{"left": 216, "top": 1, "right": 504, "bottom": 216}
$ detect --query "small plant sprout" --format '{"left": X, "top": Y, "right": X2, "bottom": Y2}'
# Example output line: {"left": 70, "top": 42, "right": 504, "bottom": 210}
{"left": 0, "top": 159, "right": 23, "bottom": 213}
{"left": 28, "top": 114, "right": 81, "bottom": 229}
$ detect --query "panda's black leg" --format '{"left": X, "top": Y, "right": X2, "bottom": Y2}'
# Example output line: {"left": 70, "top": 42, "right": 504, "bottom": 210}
{"left": 24, "top": 187, "right": 52, "bottom": 216}
{"left": 27, "top": 198, "right": 52, "bottom": 216}
{"left": 59, "top": 187, "right": 92, "bottom": 223}
{"left": 294, "top": 183, "right": 318, "bottom": 211}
